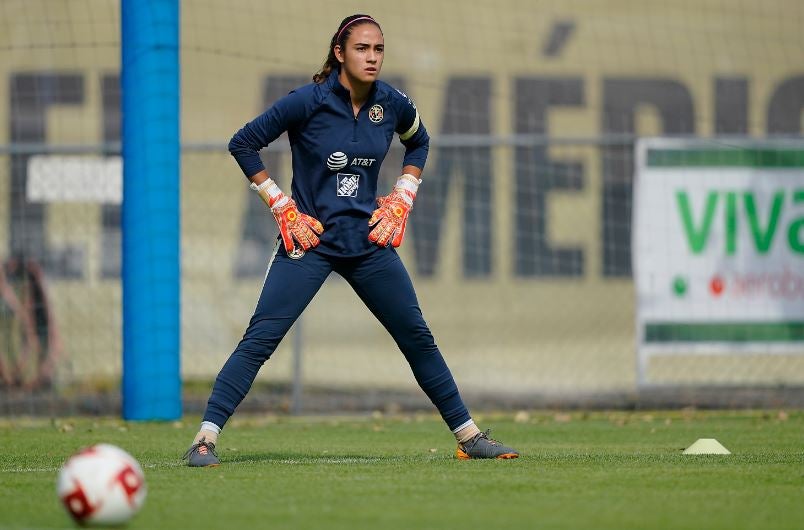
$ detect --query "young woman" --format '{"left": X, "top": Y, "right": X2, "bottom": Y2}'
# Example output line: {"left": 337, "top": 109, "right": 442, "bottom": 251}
{"left": 183, "top": 14, "right": 519, "bottom": 466}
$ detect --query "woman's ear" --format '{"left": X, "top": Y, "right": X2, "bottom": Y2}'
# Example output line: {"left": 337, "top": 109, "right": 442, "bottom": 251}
{"left": 334, "top": 45, "right": 345, "bottom": 64}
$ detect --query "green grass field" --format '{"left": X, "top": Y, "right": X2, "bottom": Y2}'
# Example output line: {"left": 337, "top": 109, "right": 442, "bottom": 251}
{"left": 1, "top": 410, "right": 801, "bottom": 530}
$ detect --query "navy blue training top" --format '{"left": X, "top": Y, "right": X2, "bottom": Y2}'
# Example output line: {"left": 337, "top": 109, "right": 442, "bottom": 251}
{"left": 228, "top": 73, "right": 429, "bottom": 257}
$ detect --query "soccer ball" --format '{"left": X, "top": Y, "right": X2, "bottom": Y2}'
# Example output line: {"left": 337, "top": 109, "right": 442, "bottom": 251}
{"left": 57, "top": 443, "right": 147, "bottom": 526}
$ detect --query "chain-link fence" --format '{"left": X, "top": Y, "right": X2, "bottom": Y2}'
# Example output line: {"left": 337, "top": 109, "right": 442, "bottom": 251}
{"left": 1, "top": 0, "right": 803, "bottom": 416}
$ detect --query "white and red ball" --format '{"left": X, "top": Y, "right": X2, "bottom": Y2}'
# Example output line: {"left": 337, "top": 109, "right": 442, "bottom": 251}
{"left": 57, "top": 443, "right": 147, "bottom": 526}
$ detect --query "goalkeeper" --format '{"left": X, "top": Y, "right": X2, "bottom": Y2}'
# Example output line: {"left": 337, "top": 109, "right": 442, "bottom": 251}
{"left": 184, "top": 14, "right": 519, "bottom": 466}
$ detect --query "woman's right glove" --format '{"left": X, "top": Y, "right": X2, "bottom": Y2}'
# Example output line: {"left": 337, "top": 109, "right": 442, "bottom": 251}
{"left": 251, "top": 178, "right": 324, "bottom": 255}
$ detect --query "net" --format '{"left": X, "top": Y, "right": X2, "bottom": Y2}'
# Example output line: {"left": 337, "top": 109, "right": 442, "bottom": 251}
{"left": 1, "top": 0, "right": 803, "bottom": 415}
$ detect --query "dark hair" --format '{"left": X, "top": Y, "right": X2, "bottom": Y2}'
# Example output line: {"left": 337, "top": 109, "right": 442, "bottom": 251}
{"left": 313, "top": 14, "right": 382, "bottom": 84}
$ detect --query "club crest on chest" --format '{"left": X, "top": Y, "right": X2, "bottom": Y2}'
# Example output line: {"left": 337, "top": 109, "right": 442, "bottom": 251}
{"left": 368, "top": 104, "right": 383, "bottom": 123}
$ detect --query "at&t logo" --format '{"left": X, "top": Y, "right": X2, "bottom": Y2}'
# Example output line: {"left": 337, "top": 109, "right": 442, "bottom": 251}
{"left": 327, "top": 152, "right": 348, "bottom": 171}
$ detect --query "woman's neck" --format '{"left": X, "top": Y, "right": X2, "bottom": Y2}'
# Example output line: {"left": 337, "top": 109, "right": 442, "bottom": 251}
{"left": 338, "top": 69, "right": 372, "bottom": 108}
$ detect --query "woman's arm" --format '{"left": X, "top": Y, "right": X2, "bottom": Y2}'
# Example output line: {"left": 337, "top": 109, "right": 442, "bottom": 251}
{"left": 401, "top": 165, "right": 422, "bottom": 180}
{"left": 228, "top": 90, "right": 309, "bottom": 180}
{"left": 230, "top": 89, "right": 322, "bottom": 253}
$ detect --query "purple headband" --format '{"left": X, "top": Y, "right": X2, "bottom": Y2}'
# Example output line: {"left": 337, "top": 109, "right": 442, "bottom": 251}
{"left": 335, "top": 16, "right": 379, "bottom": 43}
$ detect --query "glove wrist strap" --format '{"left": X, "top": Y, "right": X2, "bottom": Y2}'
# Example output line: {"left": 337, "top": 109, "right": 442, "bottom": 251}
{"left": 394, "top": 174, "right": 420, "bottom": 204}
{"left": 250, "top": 178, "right": 287, "bottom": 208}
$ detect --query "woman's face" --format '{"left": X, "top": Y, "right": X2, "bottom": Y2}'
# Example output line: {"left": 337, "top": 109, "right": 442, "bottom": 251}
{"left": 335, "top": 23, "right": 384, "bottom": 85}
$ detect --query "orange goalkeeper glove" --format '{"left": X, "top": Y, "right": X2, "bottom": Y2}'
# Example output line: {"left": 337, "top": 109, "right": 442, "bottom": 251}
{"left": 368, "top": 174, "right": 421, "bottom": 248}
{"left": 251, "top": 178, "right": 324, "bottom": 256}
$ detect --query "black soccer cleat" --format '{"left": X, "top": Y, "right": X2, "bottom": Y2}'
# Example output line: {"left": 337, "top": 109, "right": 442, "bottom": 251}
{"left": 456, "top": 430, "right": 519, "bottom": 460}
{"left": 182, "top": 437, "right": 220, "bottom": 467}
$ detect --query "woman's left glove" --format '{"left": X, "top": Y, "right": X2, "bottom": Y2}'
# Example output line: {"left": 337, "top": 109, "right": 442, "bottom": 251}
{"left": 251, "top": 178, "right": 324, "bottom": 254}
{"left": 368, "top": 174, "right": 421, "bottom": 248}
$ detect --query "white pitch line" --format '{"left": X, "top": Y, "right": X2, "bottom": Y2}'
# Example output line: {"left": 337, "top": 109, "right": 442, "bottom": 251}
{"left": 2, "top": 462, "right": 185, "bottom": 474}
{"left": 2, "top": 467, "right": 60, "bottom": 474}
{"left": 1, "top": 456, "right": 386, "bottom": 474}
{"left": 275, "top": 457, "right": 382, "bottom": 465}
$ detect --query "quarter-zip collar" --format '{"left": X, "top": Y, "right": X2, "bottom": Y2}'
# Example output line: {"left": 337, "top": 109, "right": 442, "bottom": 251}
{"left": 328, "top": 69, "right": 378, "bottom": 109}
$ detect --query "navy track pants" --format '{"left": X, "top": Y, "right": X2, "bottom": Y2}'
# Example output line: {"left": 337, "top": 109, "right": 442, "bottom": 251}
{"left": 203, "top": 244, "right": 471, "bottom": 431}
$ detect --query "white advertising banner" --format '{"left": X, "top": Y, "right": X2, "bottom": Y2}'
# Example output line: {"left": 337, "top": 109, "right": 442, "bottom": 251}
{"left": 633, "top": 139, "right": 804, "bottom": 381}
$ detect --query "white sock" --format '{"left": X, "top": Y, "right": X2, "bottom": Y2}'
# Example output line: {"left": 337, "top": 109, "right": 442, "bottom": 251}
{"left": 452, "top": 419, "right": 481, "bottom": 444}
{"left": 193, "top": 421, "right": 221, "bottom": 445}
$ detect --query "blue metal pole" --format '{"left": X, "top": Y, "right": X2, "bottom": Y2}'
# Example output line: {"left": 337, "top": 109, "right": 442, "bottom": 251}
{"left": 121, "top": 0, "right": 181, "bottom": 420}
